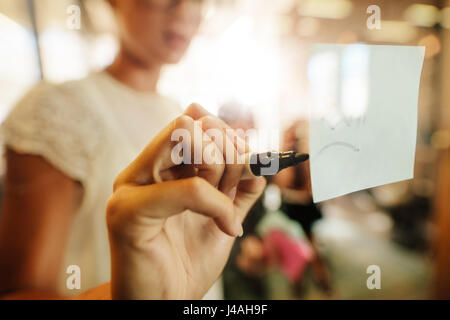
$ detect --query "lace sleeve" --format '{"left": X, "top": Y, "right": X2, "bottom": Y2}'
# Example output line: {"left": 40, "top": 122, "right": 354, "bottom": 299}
{"left": 1, "top": 81, "right": 106, "bottom": 185}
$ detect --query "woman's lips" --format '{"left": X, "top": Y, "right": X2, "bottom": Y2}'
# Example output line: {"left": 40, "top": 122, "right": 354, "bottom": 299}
{"left": 164, "top": 31, "right": 189, "bottom": 50}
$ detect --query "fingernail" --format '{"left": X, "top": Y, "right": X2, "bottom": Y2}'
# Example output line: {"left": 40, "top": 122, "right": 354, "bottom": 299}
{"left": 235, "top": 220, "right": 244, "bottom": 238}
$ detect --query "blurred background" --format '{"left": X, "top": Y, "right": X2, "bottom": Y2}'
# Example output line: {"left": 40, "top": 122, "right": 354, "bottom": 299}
{"left": 0, "top": 0, "right": 450, "bottom": 299}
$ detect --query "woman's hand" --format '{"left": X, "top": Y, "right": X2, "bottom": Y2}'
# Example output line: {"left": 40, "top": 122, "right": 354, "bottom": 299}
{"left": 106, "top": 104, "right": 266, "bottom": 299}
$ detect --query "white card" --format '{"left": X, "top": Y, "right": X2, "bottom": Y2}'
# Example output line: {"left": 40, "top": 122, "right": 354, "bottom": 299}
{"left": 308, "top": 44, "right": 425, "bottom": 203}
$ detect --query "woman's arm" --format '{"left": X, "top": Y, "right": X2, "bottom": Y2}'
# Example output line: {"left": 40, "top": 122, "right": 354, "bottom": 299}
{"left": 0, "top": 149, "right": 82, "bottom": 298}
{"left": 1, "top": 105, "right": 265, "bottom": 300}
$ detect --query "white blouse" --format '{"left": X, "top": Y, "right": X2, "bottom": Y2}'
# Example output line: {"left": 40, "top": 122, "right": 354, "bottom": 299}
{"left": 1, "top": 71, "right": 182, "bottom": 295}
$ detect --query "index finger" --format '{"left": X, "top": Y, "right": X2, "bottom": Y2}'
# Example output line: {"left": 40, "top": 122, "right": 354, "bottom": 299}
{"left": 114, "top": 115, "right": 196, "bottom": 188}
{"left": 184, "top": 103, "right": 212, "bottom": 120}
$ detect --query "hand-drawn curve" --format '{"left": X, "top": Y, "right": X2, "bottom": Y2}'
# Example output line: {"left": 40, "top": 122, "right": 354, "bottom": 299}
{"left": 316, "top": 141, "right": 360, "bottom": 157}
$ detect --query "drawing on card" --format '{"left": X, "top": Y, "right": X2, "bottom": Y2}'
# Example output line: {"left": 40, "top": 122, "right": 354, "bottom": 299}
{"left": 307, "top": 44, "right": 425, "bottom": 203}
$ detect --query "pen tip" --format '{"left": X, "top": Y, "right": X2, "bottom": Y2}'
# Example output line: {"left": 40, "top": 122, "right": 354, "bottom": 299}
{"left": 294, "top": 153, "right": 309, "bottom": 163}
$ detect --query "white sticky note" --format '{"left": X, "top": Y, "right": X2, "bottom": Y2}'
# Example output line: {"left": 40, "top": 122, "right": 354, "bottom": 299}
{"left": 308, "top": 44, "right": 425, "bottom": 203}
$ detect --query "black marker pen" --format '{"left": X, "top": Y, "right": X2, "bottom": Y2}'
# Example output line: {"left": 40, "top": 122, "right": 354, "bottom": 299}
{"left": 241, "top": 151, "right": 309, "bottom": 180}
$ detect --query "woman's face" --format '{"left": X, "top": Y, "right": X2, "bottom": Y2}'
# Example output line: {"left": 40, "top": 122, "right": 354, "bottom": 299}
{"left": 111, "top": 0, "right": 203, "bottom": 65}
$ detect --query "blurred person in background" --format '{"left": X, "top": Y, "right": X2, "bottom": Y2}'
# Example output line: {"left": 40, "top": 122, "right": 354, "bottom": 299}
{"left": 0, "top": 0, "right": 215, "bottom": 299}
{"left": 220, "top": 103, "right": 314, "bottom": 299}
{"left": 272, "top": 120, "right": 332, "bottom": 295}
